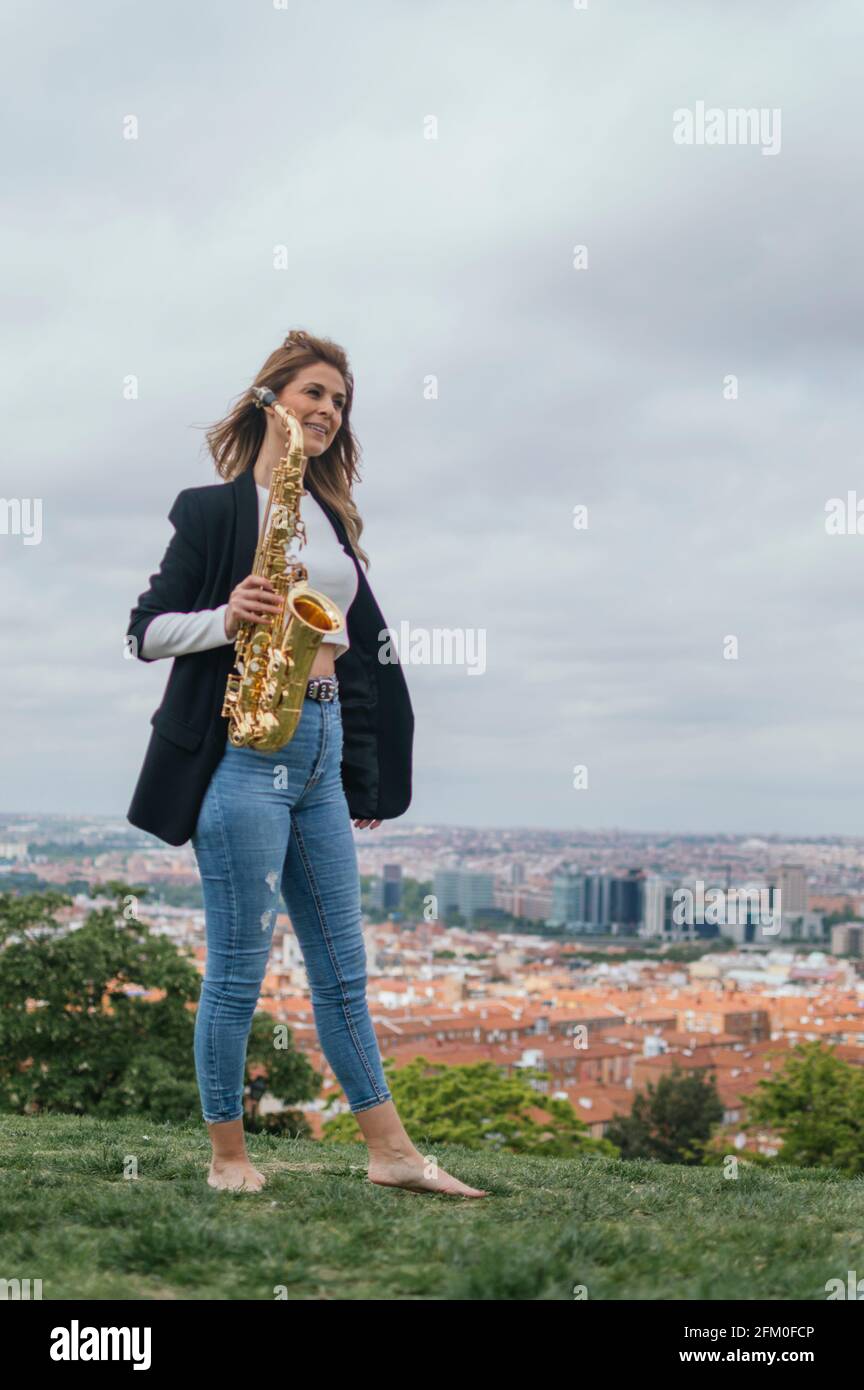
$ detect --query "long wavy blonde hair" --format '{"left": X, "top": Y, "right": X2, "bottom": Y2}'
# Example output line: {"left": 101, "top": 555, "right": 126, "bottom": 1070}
{"left": 204, "top": 329, "right": 369, "bottom": 569}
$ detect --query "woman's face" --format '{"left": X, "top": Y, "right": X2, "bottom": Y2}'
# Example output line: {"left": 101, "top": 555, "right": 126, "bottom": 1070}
{"left": 273, "top": 362, "right": 348, "bottom": 457}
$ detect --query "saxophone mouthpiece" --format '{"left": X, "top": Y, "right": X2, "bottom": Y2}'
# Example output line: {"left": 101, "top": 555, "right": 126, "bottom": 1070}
{"left": 252, "top": 386, "right": 277, "bottom": 408}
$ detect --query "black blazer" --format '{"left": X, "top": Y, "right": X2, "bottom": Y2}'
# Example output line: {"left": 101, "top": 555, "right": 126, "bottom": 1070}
{"left": 126, "top": 465, "right": 414, "bottom": 846}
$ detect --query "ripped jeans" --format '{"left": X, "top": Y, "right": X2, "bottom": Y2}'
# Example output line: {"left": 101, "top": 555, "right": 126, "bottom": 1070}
{"left": 190, "top": 691, "right": 392, "bottom": 1123}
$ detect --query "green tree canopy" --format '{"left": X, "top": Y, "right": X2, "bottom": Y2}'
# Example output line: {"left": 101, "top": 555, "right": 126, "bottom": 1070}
{"left": 746, "top": 1041, "right": 864, "bottom": 1177}
{"left": 0, "top": 887, "right": 319, "bottom": 1123}
{"left": 605, "top": 1065, "right": 724, "bottom": 1164}
{"left": 243, "top": 1011, "right": 321, "bottom": 1137}
{"left": 322, "top": 1055, "right": 618, "bottom": 1158}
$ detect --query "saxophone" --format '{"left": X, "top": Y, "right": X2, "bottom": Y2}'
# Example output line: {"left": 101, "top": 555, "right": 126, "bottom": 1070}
{"left": 221, "top": 387, "right": 346, "bottom": 750}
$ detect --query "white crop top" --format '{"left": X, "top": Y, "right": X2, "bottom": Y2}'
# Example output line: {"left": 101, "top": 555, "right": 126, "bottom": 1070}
{"left": 140, "top": 481, "right": 359, "bottom": 661}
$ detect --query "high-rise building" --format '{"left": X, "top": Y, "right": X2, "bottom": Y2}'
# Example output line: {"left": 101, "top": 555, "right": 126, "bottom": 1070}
{"left": 610, "top": 869, "right": 643, "bottom": 927}
{"left": 642, "top": 876, "right": 668, "bottom": 939}
{"left": 776, "top": 864, "right": 807, "bottom": 916}
{"left": 831, "top": 922, "right": 864, "bottom": 958}
{"left": 370, "top": 863, "right": 403, "bottom": 915}
{"left": 457, "top": 871, "right": 494, "bottom": 922}
{"left": 583, "top": 873, "right": 613, "bottom": 928}
{"left": 433, "top": 868, "right": 494, "bottom": 924}
{"left": 550, "top": 865, "right": 584, "bottom": 927}
{"left": 549, "top": 868, "right": 642, "bottom": 934}
{"left": 382, "top": 863, "right": 402, "bottom": 912}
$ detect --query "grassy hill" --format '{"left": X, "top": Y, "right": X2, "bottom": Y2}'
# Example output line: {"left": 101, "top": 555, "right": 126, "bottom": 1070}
{"left": 1, "top": 1115, "right": 862, "bottom": 1300}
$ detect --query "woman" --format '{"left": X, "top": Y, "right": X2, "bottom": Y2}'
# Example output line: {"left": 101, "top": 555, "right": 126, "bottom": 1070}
{"left": 126, "top": 329, "right": 486, "bottom": 1198}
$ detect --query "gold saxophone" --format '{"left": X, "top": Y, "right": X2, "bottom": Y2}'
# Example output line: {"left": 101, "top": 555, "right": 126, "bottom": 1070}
{"left": 221, "top": 387, "right": 345, "bottom": 750}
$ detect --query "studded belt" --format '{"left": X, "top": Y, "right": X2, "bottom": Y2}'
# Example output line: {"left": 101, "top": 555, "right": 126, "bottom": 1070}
{"left": 305, "top": 675, "right": 338, "bottom": 702}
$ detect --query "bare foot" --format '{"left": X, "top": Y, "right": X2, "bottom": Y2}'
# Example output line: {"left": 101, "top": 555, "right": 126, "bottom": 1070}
{"left": 368, "top": 1153, "right": 487, "bottom": 1198}
{"left": 207, "top": 1158, "right": 267, "bottom": 1192}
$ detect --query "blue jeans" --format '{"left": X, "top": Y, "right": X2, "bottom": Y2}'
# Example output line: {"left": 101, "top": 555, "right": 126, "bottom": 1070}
{"left": 190, "top": 692, "right": 392, "bottom": 1123}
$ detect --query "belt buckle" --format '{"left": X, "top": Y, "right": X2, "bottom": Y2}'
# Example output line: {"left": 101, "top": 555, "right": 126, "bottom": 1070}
{"left": 307, "top": 675, "right": 337, "bottom": 702}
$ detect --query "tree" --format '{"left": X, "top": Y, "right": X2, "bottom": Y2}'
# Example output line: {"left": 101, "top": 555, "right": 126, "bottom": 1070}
{"left": 745, "top": 1041, "right": 864, "bottom": 1177}
{"left": 0, "top": 888, "right": 200, "bottom": 1119}
{"left": 398, "top": 877, "right": 434, "bottom": 920}
{"left": 243, "top": 1012, "right": 322, "bottom": 1138}
{"left": 605, "top": 1065, "right": 724, "bottom": 1164}
{"left": 321, "top": 1056, "right": 619, "bottom": 1157}
{"left": 0, "top": 887, "right": 321, "bottom": 1124}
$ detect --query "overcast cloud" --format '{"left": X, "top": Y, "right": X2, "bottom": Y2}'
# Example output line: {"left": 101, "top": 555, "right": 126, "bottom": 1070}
{"left": 2, "top": 0, "right": 862, "bottom": 835}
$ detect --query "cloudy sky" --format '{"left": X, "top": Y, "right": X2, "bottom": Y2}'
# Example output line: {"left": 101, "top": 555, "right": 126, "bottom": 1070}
{"left": 3, "top": 0, "right": 863, "bottom": 836}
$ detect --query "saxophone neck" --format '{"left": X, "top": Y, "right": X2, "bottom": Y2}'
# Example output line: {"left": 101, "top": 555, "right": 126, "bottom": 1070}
{"left": 271, "top": 403, "right": 305, "bottom": 457}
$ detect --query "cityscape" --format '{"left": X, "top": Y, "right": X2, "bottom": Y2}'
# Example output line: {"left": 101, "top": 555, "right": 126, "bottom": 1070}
{"left": 4, "top": 811, "right": 863, "bottom": 1155}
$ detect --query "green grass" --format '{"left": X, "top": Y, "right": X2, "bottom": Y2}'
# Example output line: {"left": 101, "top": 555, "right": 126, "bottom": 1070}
{"left": 1, "top": 1115, "right": 862, "bottom": 1300}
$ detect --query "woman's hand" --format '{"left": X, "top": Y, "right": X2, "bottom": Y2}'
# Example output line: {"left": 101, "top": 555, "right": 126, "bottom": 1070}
{"left": 225, "top": 575, "right": 282, "bottom": 640}
{"left": 226, "top": 582, "right": 383, "bottom": 832}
